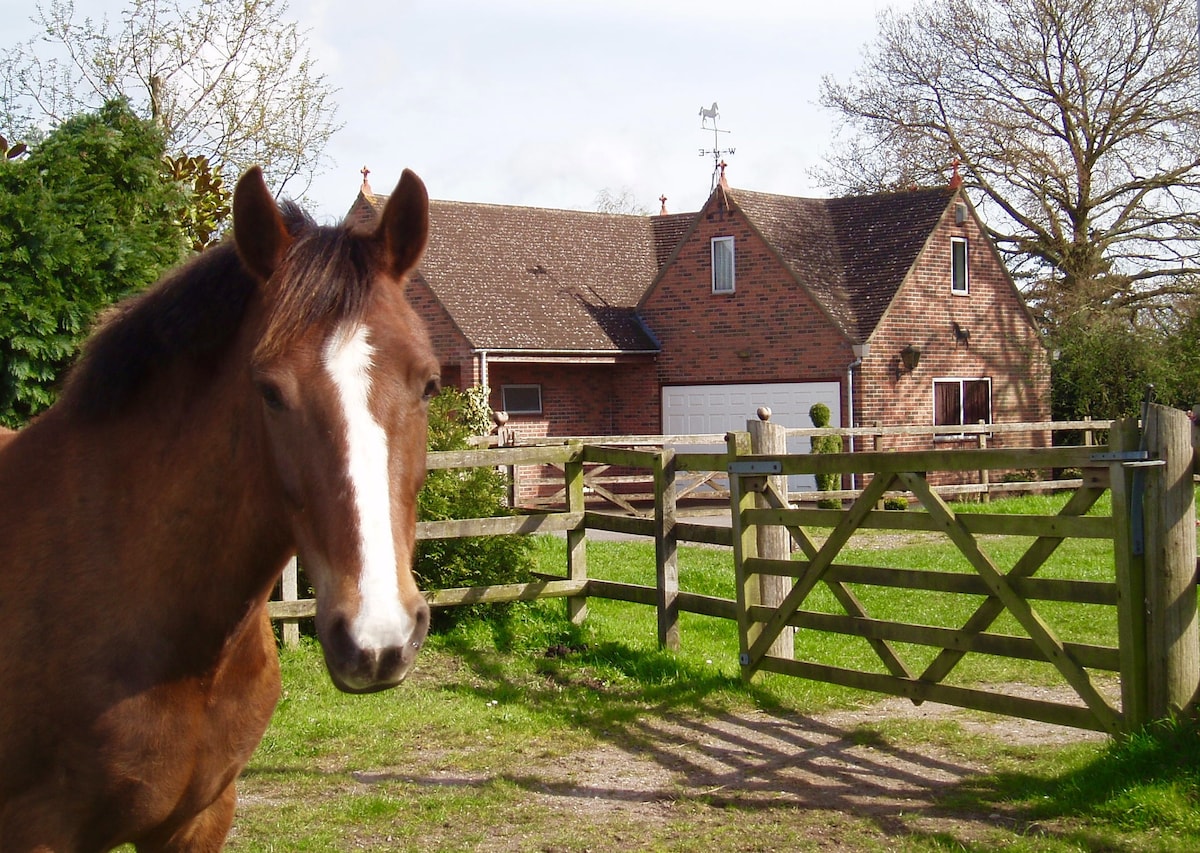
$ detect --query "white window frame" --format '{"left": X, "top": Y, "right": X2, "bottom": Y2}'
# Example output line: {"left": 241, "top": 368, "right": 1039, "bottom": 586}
{"left": 711, "top": 236, "right": 735, "bottom": 294}
{"left": 932, "top": 377, "right": 991, "bottom": 438}
{"left": 951, "top": 236, "right": 969, "bottom": 295}
{"left": 500, "top": 384, "right": 543, "bottom": 415}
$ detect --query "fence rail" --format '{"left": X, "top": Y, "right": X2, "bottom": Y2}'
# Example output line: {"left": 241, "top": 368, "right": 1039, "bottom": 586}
{"left": 270, "top": 415, "right": 1198, "bottom": 734}
{"left": 502, "top": 420, "right": 1115, "bottom": 512}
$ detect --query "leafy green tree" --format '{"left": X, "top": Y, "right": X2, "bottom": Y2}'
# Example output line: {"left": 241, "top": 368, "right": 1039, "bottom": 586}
{"left": 0, "top": 99, "right": 187, "bottom": 426}
{"left": 1050, "top": 317, "right": 1164, "bottom": 421}
{"left": 418, "top": 386, "right": 535, "bottom": 628}
{"left": 162, "top": 153, "right": 231, "bottom": 252}
{"left": 1155, "top": 299, "right": 1200, "bottom": 412}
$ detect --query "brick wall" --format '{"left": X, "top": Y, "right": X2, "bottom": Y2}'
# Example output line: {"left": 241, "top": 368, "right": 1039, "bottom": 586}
{"left": 640, "top": 194, "right": 854, "bottom": 392}
{"left": 859, "top": 201, "right": 1051, "bottom": 456}
{"left": 404, "top": 278, "right": 475, "bottom": 388}
{"left": 480, "top": 359, "right": 655, "bottom": 436}
{"left": 486, "top": 359, "right": 658, "bottom": 504}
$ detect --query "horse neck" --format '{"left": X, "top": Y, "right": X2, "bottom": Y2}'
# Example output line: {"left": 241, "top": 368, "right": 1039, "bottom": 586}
{"left": 44, "top": 318, "right": 292, "bottom": 643}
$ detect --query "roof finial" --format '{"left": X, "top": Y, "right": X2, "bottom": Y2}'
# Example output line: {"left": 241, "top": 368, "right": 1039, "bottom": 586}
{"left": 360, "top": 165, "right": 372, "bottom": 195}
{"left": 718, "top": 160, "right": 729, "bottom": 190}
{"left": 659, "top": 194, "right": 668, "bottom": 215}
{"left": 948, "top": 158, "right": 962, "bottom": 190}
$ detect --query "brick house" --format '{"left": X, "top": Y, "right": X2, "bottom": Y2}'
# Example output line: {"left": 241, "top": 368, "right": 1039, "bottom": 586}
{"left": 346, "top": 171, "right": 1050, "bottom": 460}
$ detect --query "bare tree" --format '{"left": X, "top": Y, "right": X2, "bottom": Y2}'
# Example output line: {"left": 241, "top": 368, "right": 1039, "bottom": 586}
{"left": 593, "top": 187, "right": 649, "bottom": 215}
{"left": 1, "top": 0, "right": 340, "bottom": 196}
{"left": 816, "top": 0, "right": 1200, "bottom": 327}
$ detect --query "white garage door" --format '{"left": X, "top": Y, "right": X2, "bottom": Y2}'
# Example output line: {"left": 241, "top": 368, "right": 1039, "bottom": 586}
{"left": 662, "top": 382, "right": 842, "bottom": 491}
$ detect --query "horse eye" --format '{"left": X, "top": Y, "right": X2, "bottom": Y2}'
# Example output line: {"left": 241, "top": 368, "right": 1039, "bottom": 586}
{"left": 422, "top": 376, "right": 441, "bottom": 402}
{"left": 257, "top": 381, "right": 287, "bottom": 412}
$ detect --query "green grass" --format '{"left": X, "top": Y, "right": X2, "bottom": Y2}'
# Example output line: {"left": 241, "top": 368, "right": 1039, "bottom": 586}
{"left": 224, "top": 607, "right": 1200, "bottom": 852}
{"left": 216, "top": 491, "right": 1200, "bottom": 850}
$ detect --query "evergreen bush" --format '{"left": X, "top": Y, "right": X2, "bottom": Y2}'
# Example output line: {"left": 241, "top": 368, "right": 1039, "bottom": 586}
{"left": 418, "top": 386, "right": 535, "bottom": 628}
{"left": 809, "top": 403, "right": 842, "bottom": 509}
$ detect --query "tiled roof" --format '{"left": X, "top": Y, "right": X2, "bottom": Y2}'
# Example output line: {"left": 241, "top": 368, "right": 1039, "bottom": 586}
{"left": 359, "top": 184, "right": 954, "bottom": 352}
{"left": 649, "top": 212, "right": 695, "bottom": 267}
{"left": 362, "top": 195, "right": 675, "bottom": 353}
{"left": 730, "top": 187, "right": 954, "bottom": 341}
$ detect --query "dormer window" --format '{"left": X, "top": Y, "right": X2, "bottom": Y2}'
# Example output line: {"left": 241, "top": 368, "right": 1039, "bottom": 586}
{"left": 711, "top": 236, "right": 735, "bottom": 294}
{"left": 951, "top": 236, "right": 969, "bottom": 295}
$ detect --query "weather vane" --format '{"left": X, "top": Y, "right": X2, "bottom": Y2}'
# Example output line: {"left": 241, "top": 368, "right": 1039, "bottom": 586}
{"left": 698, "top": 102, "right": 735, "bottom": 190}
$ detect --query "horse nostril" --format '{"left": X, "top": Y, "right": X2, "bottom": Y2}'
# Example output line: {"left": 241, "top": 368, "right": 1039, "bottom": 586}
{"left": 410, "top": 600, "right": 431, "bottom": 651}
{"left": 377, "top": 644, "right": 405, "bottom": 676}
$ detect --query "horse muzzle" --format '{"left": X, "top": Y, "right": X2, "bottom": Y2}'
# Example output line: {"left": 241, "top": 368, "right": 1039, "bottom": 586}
{"left": 319, "top": 599, "right": 430, "bottom": 694}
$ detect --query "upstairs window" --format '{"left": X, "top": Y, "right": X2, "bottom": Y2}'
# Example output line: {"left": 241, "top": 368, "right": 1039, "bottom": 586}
{"left": 934, "top": 378, "right": 991, "bottom": 432}
{"left": 711, "top": 236, "right": 735, "bottom": 293}
{"left": 951, "top": 237, "right": 969, "bottom": 295}
{"left": 501, "top": 384, "right": 543, "bottom": 415}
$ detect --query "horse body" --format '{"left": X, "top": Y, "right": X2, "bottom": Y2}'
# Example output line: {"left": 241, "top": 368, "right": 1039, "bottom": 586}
{"left": 0, "top": 168, "right": 437, "bottom": 851}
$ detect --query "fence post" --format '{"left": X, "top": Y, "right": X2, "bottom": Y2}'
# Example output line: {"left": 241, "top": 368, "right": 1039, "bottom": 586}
{"left": 564, "top": 441, "right": 588, "bottom": 625}
{"left": 727, "top": 429, "right": 759, "bottom": 678}
{"left": 748, "top": 409, "right": 794, "bottom": 660}
{"left": 1111, "top": 418, "right": 1148, "bottom": 730}
{"left": 977, "top": 422, "right": 990, "bottom": 503}
{"left": 281, "top": 556, "right": 300, "bottom": 648}
{"left": 1143, "top": 404, "right": 1199, "bottom": 716}
{"left": 654, "top": 448, "right": 679, "bottom": 651}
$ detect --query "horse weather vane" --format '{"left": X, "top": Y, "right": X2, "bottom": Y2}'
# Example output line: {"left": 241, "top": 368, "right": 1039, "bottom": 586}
{"left": 698, "top": 101, "right": 735, "bottom": 190}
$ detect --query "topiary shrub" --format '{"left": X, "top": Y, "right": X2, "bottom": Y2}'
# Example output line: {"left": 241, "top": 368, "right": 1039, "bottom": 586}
{"left": 809, "top": 403, "right": 842, "bottom": 509}
{"left": 418, "top": 386, "right": 535, "bottom": 628}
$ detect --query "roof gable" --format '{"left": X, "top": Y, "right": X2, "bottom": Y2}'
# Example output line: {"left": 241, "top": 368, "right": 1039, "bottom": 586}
{"left": 729, "top": 186, "right": 955, "bottom": 341}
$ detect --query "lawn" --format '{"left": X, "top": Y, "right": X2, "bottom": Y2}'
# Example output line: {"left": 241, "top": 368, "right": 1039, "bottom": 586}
{"left": 218, "top": 494, "right": 1200, "bottom": 851}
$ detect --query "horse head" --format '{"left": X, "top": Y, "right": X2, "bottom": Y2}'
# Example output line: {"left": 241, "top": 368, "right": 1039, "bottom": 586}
{"left": 233, "top": 167, "right": 437, "bottom": 693}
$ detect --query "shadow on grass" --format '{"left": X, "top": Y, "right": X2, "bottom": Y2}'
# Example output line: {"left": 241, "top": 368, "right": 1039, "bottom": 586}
{"left": 413, "top": 631, "right": 1012, "bottom": 843}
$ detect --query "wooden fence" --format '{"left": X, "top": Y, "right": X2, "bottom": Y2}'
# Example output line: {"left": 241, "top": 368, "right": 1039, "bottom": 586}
{"left": 269, "top": 412, "right": 1198, "bottom": 734}
{"left": 500, "top": 419, "right": 1112, "bottom": 511}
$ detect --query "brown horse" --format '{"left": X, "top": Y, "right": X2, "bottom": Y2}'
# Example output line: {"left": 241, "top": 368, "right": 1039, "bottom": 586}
{"left": 0, "top": 167, "right": 438, "bottom": 850}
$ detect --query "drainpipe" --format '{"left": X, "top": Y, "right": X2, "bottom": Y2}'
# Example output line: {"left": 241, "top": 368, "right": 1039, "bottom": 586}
{"left": 477, "top": 350, "right": 489, "bottom": 390}
{"left": 847, "top": 344, "right": 870, "bottom": 489}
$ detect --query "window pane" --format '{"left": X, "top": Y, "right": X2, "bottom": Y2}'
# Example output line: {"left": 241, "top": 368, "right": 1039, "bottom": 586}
{"left": 951, "top": 238, "right": 968, "bottom": 293}
{"left": 501, "top": 384, "right": 542, "bottom": 414}
{"left": 934, "top": 382, "right": 961, "bottom": 426}
{"left": 963, "top": 379, "right": 991, "bottom": 424}
{"left": 712, "top": 237, "right": 735, "bottom": 293}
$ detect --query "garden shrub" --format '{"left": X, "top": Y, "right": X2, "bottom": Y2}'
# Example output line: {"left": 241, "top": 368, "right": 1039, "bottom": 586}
{"left": 418, "top": 386, "right": 535, "bottom": 628}
{"left": 809, "top": 403, "right": 842, "bottom": 509}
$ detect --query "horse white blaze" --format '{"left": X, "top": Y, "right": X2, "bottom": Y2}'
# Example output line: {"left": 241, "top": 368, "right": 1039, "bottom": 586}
{"left": 322, "top": 323, "right": 414, "bottom": 653}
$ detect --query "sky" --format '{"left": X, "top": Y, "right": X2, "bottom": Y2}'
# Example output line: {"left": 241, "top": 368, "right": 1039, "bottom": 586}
{"left": 2, "top": 0, "right": 912, "bottom": 223}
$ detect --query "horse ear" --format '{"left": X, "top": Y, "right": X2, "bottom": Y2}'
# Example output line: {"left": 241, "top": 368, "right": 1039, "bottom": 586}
{"left": 375, "top": 169, "right": 429, "bottom": 280}
{"left": 233, "top": 166, "right": 292, "bottom": 283}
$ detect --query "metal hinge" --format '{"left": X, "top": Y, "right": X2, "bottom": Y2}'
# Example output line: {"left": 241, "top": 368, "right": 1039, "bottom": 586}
{"left": 1089, "top": 451, "right": 1149, "bottom": 462}
{"left": 728, "top": 460, "right": 782, "bottom": 475}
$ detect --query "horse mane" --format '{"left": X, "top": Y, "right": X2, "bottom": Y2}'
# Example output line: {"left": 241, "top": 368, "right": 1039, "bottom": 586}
{"left": 254, "top": 204, "right": 379, "bottom": 362}
{"left": 62, "top": 202, "right": 381, "bottom": 422}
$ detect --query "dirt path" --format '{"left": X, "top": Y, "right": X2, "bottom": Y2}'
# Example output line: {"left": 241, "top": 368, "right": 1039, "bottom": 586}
{"left": 348, "top": 687, "right": 1106, "bottom": 851}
